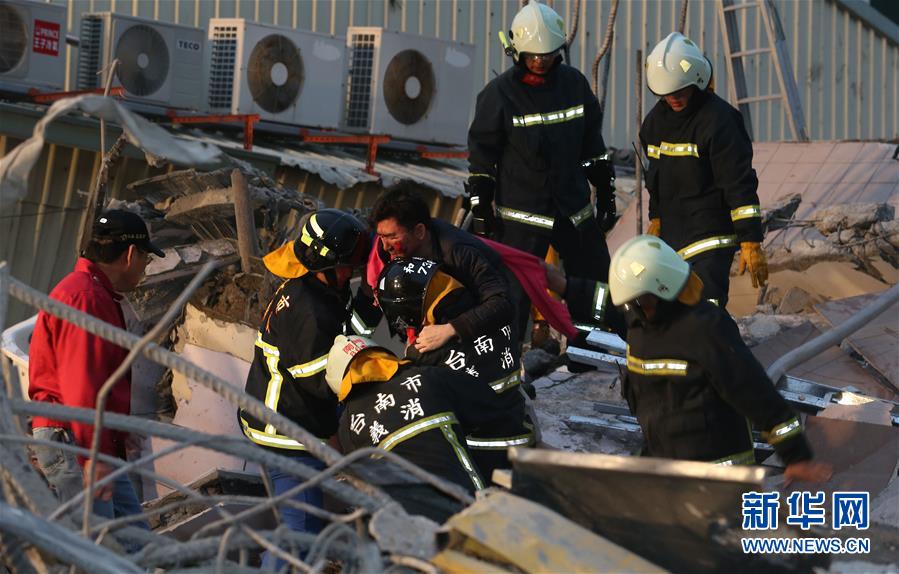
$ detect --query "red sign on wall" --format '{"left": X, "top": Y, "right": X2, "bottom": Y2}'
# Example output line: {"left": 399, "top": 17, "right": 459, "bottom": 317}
{"left": 33, "top": 20, "right": 61, "bottom": 56}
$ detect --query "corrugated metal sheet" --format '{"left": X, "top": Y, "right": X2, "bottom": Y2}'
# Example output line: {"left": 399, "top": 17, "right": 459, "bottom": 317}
{"left": 50, "top": 0, "right": 899, "bottom": 146}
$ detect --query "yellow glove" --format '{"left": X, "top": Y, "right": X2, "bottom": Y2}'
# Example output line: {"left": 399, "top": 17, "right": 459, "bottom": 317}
{"left": 647, "top": 218, "right": 661, "bottom": 237}
{"left": 738, "top": 242, "right": 768, "bottom": 288}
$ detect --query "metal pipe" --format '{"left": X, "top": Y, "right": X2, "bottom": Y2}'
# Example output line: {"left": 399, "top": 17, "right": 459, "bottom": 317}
{"left": 766, "top": 282, "right": 899, "bottom": 384}
{"left": 635, "top": 49, "right": 644, "bottom": 235}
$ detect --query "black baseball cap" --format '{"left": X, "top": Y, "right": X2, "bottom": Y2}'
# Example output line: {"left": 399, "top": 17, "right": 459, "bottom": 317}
{"left": 93, "top": 209, "right": 165, "bottom": 257}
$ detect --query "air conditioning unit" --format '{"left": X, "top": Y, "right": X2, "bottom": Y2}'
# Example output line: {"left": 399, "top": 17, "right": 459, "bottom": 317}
{"left": 207, "top": 19, "right": 346, "bottom": 129}
{"left": 0, "top": 0, "right": 66, "bottom": 94}
{"left": 344, "top": 28, "right": 475, "bottom": 147}
{"left": 77, "top": 13, "right": 204, "bottom": 111}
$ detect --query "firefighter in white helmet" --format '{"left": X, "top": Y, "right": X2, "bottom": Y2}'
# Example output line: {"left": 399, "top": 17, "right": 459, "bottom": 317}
{"left": 467, "top": 0, "right": 622, "bottom": 343}
{"left": 640, "top": 32, "right": 768, "bottom": 308}
{"left": 606, "top": 235, "right": 830, "bottom": 483}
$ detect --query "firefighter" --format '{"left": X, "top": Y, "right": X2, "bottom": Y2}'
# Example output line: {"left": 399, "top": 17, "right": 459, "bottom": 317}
{"left": 326, "top": 335, "right": 521, "bottom": 520}
{"left": 376, "top": 257, "right": 533, "bottom": 479}
{"left": 238, "top": 209, "right": 369, "bottom": 553}
{"left": 467, "top": 0, "right": 618, "bottom": 340}
{"left": 365, "top": 182, "right": 520, "bottom": 352}
{"left": 641, "top": 32, "right": 768, "bottom": 307}
{"left": 608, "top": 235, "right": 831, "bottom": 483}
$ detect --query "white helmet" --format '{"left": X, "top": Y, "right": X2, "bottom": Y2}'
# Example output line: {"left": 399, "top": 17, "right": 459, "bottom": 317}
{"left": 645, "top": 32, "right": 711, "bottom": 96}
{"left": 508, "top": 0, "right": 566, "bottom": 61}
{"left": 609, "top": 235, "right": 690, "bottom": 306}
{"left": 325, "top": 334, "right": 378, "bottom": 400}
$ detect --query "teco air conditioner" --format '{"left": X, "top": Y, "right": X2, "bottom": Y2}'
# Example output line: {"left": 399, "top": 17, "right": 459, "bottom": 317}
{"left": 0, "top": 0, "right": 66, "bottom": 94}
{"left": 207, "top": 18, "right": 345, "bottom": 129}
{"left": 344, "top": 27, "right": 475, "bottom": 146}
{"left": 77, "top": 13, "right": 205, "bottom": 110}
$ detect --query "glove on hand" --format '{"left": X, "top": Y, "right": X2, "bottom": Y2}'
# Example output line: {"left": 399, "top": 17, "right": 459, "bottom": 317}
{"left": 738, "top": 241, "right": 769, "bottom": 288}
{"left": 465, "top": 177, "right": 497, "bottom": 237}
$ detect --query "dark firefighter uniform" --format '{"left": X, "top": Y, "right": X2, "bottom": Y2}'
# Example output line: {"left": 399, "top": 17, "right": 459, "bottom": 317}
{"left": 404, "top": 272, "right": 533, "bottom": 479}
{"left": 239, "top": 275, "right": 348, "bottom": 450}
{"left": 467, "top": 62, "right": 614, "bottom": 283}
{"left": 338, "top": 359, "right": 517, "bottom": 495}
{"left": 640, "top": 90, "right": 763, "bottom": 307}
{"left": 352, "top": 219, "right": 521, "bottom": 342}
{"left": 625, "top": 300, "right": 812, "bottom": 465}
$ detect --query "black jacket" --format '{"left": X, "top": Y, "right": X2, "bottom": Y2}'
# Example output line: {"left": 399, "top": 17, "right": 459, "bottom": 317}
{"left": 338, "top": 363, "right": 512, "bottom": 493}
{"left": 625, "top": 300, "right": 811, "bottom": 464}
{"left": 468, "top": 63, "right": 610, "bottom": 232}
{"left": 407, "top": 288, "right": 529, "bottom": 447}
{"left": 640, "top": 91, "right": 763, "bottom": 258}
{"left": 240, "top": 275, "right": 347, "bottom": 450}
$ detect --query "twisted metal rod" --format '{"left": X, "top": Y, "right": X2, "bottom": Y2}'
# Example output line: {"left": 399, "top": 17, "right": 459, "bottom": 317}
{"left": 592, "top": 0, "right": 620, "bottom": 98}
{"left": 6, "top": 275, "right": 387, "bottom": 508}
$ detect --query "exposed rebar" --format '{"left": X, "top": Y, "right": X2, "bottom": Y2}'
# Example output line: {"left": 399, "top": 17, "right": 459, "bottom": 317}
{"left": 592, "top": 0, "right": 620, "bottom": 99}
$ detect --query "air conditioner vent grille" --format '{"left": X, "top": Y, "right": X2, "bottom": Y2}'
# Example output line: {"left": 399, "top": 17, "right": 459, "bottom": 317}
{"left": 345, "top": 33, "right": 376, "bottom": 129}
{"left": 77, "top": 16, "right": 103, "bottom": 90}
{"left": 0, "top": 3, "right": 27, "bottom": 74}
{"left": 208, "top": 25, "right": 237, "bottom": 109}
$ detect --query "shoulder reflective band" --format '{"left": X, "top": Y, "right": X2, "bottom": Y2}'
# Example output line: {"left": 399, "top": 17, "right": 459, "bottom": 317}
{"left": 762, "top": 417, "right": 802, "bottom": 445}
{"left": 592, "top": 282, "right": 609, "bottom": 322}
{"left": 512, "top": 104, "right": 584, "bottom": 127}
{"left": 730, "top": 204, "right": 762, "bottom": 221}
{"left": 569, "top": 203, "right": 595, "bottom": 227}
{"left": 646, "top": 141, "right": 699, "bottom": 159}
{"left": 256, "top": 332, "right": 285, "bottom": 435}
{"left": 496, "top": 206, "right": 555, "bottom": 230}
{"left": 489, "top": 372, "right": 521, "bottom": 393}
{"left": 676, "top": 235, "right": 737, "bottom": 260}
{"left": 626, "top": 349, "right": 689, "bottom": 376}
{"left": 712, "top": 449, "right": 755, "bottom": 466}
{"left": 240, "top": 416, "right": 309, "bottom": 450}
{"left": 466, "top": 431, "right": 535, "bottom": 450}
{"left": 379, "top": 412, "right": 458, "bottom": 452}
{"left": 287, "top": 353, "right": 328, "bottom": 378}
{"left": 350, "top": 311, "right": 375, "bottom": 337}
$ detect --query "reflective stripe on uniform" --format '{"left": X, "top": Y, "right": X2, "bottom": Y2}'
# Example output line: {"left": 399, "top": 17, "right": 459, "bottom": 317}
{"left": 496, "top": 206, "right": 554, "bottom": 230}
{"left": 240, "top": 416, "right": 308, "bottom": 450}
{"left": 730, "top": 204, "right": 761, "bottom": 222}
{"left": 676, "top": 235, "right": 738, "bottom": 260}
{"left": 440, "top": 424, "right": 485, "bottom": 490}
{"left": 469, "top": 195, "right": 481, "bottom": 207}
{"left": 763, "top": 417, "right": 802, "bottom": 445}
{"left": 379, "top": 412, "right": 485, "bottom": 491}
{"left": 287, "top": 354, "right": 328, "bottom": 378}
{"left": 469, "top": 172, "right": 495, "bottom": 181}
{"left": 350, "top": 311, "right": 375, "bottom": 337}
{"left": 626, "top": 348, "right": 689, "bottom": 376}
{"left": 575, "top": 322, "right": 596, "bottom": 332}
{"left": 256, "top": 332, "right": 284, "bottom": 435}
{"left": 512, "top": 105, "right": 584, "bottom": 127}
{"left": 582, "top": 151, "right": 611, "bottom": 166}
{"left": 646, "top": 141, "right": 699, "bottom": 159}
{"left": 466, "top": 431, "right": 535, "bottom": 450}
{"left": 712, "top": 449, "right": 755, "bottom": 466}
{"left": 489, "top": 372, "right": 521, "bottom": 393}
{"left": 379, "top": 412, "right": 457, "bottom": 452}
{"left": 592, "top": 282, "right": 609, "bottom": 322}
{"left": 569, "top": 203, "right": 595, "bottom": 227}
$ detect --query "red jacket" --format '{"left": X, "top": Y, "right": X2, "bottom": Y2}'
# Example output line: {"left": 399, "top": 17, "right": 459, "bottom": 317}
{"left": 29, "top": 258, "right": 131, "bottom": 463}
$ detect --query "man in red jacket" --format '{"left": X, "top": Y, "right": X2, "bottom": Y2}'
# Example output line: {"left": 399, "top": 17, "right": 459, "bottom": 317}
{"left": 29, "top": 209, "right": 163, "bottom": 520}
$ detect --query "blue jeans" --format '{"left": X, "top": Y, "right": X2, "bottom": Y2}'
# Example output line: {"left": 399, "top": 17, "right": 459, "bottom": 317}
{"left": 262, "top": 452, "right": 325, "bottom": 569}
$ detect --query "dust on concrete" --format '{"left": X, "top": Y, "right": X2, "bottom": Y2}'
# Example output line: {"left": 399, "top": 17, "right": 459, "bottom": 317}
{"left": 190, "top": 265, "right": 276, "bottom": 327}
